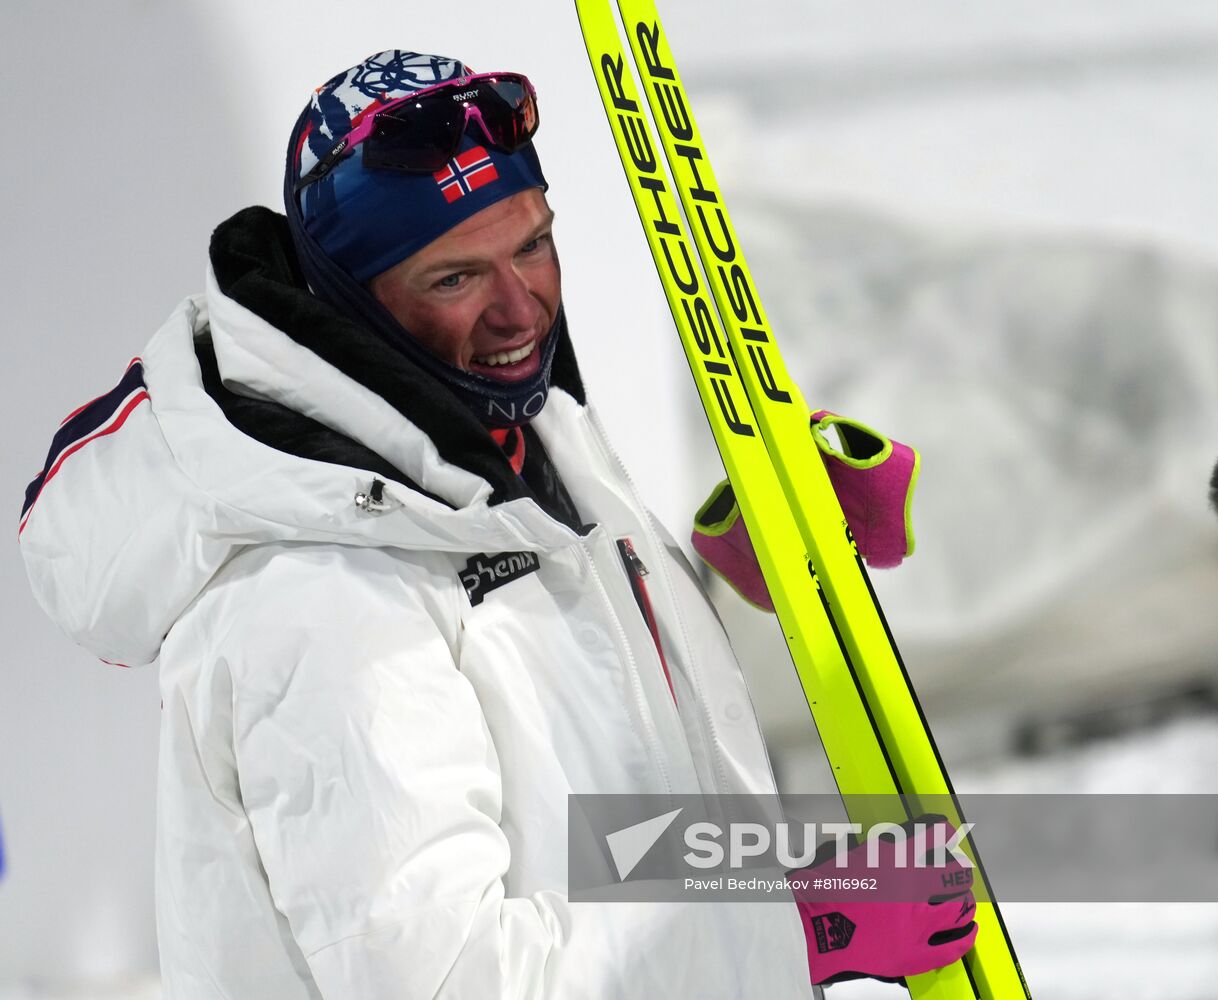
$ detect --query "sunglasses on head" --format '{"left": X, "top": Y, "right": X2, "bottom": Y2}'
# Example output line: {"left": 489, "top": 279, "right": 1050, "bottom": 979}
{"left": 295, "top": 72, "right": 539, "bottom": 194}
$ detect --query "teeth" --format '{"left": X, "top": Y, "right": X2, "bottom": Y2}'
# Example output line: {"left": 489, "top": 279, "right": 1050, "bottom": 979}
{"left": 473, "top": 339, "right": 537, "bottom": 367}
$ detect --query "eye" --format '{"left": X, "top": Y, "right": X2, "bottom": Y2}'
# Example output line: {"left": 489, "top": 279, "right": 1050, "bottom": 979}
{"left": 521, "top": 233, "right": 549, "bottom": 254}
{"left": 436, "top": 272, "right": 463, "bottom": 289}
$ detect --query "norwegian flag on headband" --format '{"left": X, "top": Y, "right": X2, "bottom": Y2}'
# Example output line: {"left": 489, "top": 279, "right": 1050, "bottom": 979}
{"left": 433, "top": 146, "right": 499, "bottom": 203}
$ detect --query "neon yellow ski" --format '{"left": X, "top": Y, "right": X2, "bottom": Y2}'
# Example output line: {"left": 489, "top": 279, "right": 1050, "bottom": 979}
{"left": 573, "top": 1, "right": 1031, "bottom": 997}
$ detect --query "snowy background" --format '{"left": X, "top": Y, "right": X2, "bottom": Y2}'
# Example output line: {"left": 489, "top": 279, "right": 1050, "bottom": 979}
{"left": 2, "top": 0, "right": 1217, "bottom": 996}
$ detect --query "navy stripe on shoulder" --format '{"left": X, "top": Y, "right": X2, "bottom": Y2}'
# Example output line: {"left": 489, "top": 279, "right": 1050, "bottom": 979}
{"left": 21, "top": 360, "right": 148, "bottom": 521}
{"left": 21, "top": 471, "right": 46, "bottom": 520}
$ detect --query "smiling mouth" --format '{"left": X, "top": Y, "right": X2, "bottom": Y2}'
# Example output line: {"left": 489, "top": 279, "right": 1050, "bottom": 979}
{"left": 471, "top": 338, "right": 538, "bottom": 368}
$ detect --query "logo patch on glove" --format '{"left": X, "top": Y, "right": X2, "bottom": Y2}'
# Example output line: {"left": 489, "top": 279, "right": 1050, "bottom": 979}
{"left": 460, "top": 551, "right": 540, "bottom": 606}
{"left": 812, "top": 912, "right": 856, "bottom": 953}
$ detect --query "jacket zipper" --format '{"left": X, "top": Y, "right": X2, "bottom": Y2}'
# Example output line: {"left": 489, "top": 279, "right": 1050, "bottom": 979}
{"left": 580, "top": 539, "right": 674, "bottom": 796}
{"left": 617, "top": 537, "right": 676, "bottom": 707}
{"left": 584, "top": 404, "right": 737, "bottom": 795}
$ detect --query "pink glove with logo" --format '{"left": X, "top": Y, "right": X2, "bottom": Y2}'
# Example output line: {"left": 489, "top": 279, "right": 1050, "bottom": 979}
{"left": 787, "top": 816, "right": 978, "bottom": 986}
{"left": 691, "top": 410, "right": 919, "bottom": 612}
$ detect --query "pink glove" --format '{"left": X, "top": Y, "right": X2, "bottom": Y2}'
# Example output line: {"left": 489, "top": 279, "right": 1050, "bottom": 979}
{"left": 808, "top": 409, "right": 919, "bottom": 569}
{"left": 787, "top": 816, "right": 978, "bottom": 986}
{"left": 691, "top": 410, "right": 919, "bottom": 612}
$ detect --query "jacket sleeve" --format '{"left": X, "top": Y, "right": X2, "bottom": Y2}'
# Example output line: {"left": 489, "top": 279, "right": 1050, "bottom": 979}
{"left": 224, "top": 544, "right": 815, "bottom": 1000}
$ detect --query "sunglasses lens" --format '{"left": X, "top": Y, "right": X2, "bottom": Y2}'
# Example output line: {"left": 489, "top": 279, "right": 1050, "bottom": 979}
{"left": 363, "top": 102, "right": 464, "bottom": 173}
{"left": 361, "top": 75, "right": 539, "bottom": 176}
{"left": 477, "top": 77, "right": 539, "bottom": 150}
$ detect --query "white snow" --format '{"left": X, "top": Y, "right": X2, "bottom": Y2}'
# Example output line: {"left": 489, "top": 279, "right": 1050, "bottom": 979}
{"left": 829, "top": 716, "right": 1218, "bottom": 1000}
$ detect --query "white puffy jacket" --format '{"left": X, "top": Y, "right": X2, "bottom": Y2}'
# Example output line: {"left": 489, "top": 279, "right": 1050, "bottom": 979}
{"left": 20, "top": 208, "right": 815, "bottom": 999}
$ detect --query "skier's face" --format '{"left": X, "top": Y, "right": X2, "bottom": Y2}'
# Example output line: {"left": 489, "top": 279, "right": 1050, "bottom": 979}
{"left": 369, "top": 189, "right": 560, "bottom": 382}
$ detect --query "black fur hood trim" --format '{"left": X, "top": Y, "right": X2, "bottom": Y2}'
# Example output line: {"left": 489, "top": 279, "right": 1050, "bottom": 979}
{"left": 206, "top": 205, "right": 586, "bottom": 509}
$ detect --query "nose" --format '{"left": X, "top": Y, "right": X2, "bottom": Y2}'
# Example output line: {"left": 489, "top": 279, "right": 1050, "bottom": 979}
{"left": 483, "top": 266, "right": 540, "bottom": 335}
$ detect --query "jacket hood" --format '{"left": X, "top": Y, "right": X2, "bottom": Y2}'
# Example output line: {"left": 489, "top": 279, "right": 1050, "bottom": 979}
{"left": 19, "top": 207, "right": 589, "bottom": 667}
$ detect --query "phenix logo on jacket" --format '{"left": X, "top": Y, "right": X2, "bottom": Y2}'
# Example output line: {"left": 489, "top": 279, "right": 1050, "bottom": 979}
{"left": 18, "top": 208, "right": 815, "bottom": 999}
